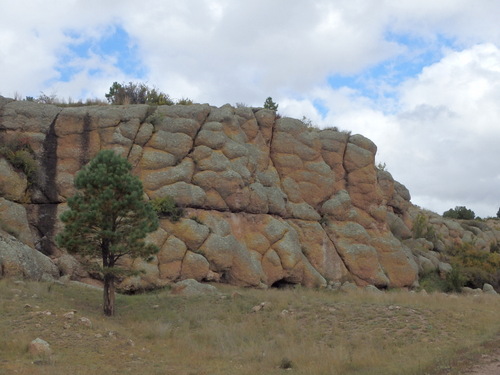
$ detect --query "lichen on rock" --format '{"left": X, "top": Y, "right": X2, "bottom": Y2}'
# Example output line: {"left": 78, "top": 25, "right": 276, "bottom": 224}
{"left": 1, "top": 97, "right": 498, "bottom": 292}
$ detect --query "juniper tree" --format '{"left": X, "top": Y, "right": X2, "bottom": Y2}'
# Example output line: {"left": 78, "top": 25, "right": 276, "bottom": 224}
{"left": 263, "top": 97, "right": 279, "bottom": 111}
{"left": 56, "top": 150, "right": 159, "bottom": 316}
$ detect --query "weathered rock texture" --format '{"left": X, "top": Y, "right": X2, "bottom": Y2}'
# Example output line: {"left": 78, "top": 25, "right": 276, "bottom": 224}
{"left": 0, "top": 229, "right": 59, "bottom": 281}
{"left": 1, "top": 97, "right": 499, "bottom": 290}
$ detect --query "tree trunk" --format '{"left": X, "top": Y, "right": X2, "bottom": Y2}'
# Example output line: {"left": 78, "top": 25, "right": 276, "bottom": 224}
{"left": 103, "top": 273, "right": 115, "bottom": 316}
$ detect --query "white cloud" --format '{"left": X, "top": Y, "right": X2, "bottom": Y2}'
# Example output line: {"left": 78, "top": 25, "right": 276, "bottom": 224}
{"left": 2, "top": 1, "right": 500, "bottom": 217}
{"left": 305, "top": 43, "right": 500, "bottom": 217}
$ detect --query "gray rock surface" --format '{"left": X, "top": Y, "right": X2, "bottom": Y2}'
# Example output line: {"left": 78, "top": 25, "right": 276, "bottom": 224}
{"left": 0, "top": 230, "right": 58, "bottom": 280}
{"left": 0, "top": 97, "right": 499, "bottom": 293}
{"left": 170, "top": 279, "right": 220, "bottom": 296}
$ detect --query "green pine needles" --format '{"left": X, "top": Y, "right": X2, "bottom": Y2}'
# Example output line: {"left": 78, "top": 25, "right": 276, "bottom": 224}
{"left": 56, "top": 150, "right": 159, "bottom": 316}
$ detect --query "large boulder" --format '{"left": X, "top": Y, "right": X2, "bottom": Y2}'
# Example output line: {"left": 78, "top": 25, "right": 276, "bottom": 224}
{"left": 170, "top": 279, "right": 220, "bottom": 296}
{"left": 0, "top": 230, "right": 59, "bottom": 280}
{"left": 0, "top": 158, "right": 28, "bottom": 201}
{"left": 0, "top": 198, "right": 34, "bottom": 247}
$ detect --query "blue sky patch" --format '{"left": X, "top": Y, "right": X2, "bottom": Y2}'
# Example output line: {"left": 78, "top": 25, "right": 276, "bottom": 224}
{"left": 313, "top": 98, "right": 329, "bottom": 117}
{"left": 57, "top": 25, "right": 147, "bottom": 81}
{"left": 327, "top": 32, "right": 457, "bottom": 106}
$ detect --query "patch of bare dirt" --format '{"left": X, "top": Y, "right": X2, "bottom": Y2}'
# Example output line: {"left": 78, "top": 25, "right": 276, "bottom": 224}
{"left": 461, "top": 349, "right": 500, "bottom": 375}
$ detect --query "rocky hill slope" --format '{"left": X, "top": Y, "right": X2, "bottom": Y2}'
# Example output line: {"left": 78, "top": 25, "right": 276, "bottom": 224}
{"left": 1, "top": 96, "right": 499, "bottom": 291}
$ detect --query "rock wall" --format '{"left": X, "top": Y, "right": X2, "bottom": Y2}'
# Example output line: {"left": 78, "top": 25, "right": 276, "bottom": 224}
{"left": 1, "top": 96, "right": 499, "bottom": 290}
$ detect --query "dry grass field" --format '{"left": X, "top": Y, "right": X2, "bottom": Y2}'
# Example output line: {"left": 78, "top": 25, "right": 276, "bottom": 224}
{"left": 1, "top": 279, "right": 499, "bottom": 375}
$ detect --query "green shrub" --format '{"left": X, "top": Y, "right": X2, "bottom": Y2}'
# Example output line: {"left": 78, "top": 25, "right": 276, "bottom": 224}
{"left": 419, "top": 268, "right": 465, "bottom": 293}
{"left": 412, "top": 214, "right": 437, "bottom": 243}
{"left": 150, "top": 196, "right": 184, "bottom": 222}
{"left": 443, "top": 206, "right": 475, "bottom": 220}
{"left": 446, "top": 242, "right": 500, "bottom": 290}
{"left": 445, "top": 266, "right": 466, "bottom": 293}
{"left": 0, "top": 138, "right": 38, "bottom": 185}
{"left": 105, "top": 82, "right": 174, "bottom": 105}
{"left": 10, "top": 150, "right": 37, "bottom": 181}
{"left": 176, "top": 98, "right": 193, "bottom": 105}
{"left": 263, "top": 97, "right": 278, "bottom": 111}
{"left": 419, "top": 271, "right": 448, "bottom": 293}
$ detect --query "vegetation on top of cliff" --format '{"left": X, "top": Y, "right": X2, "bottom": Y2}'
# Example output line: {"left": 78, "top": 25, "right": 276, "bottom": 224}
{"left": 443, "top": 206, "right": 476, "bottom": 220}
{"left": 16, "top": 82, "right": 194, "bottom": 107}
{"left": 105, "top": 81, "right": 174, "bottom": 105}
{"left": 56, "top": 150, "right": 159, "bottom": 316}
{"left": 263, "top": 96, "right": 279, "bottom": 111}
{"left": 23, "top": 92, "right": 108, "bottom": 106}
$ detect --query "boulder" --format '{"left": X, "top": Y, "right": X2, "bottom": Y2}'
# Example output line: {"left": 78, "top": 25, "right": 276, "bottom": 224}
{"left": 180, "top": 251, "right": 210, "bottom": 281}
{"left": 28, "top": 338, "right": 52, "bottom": 358}
{"left": 483, "top": 283, "right": 498, "bottom": 295}
{"left": 0, "top": 158, "right": 28, "bottom": 201}
{"left": 170, "top": 279, "right": 220, "bottom": 296}
{"left": 340, "top": 281, "right": 358, "bottom": 293}
{"left": 365, "top": 284, "right": 383, "bottom": 293}
{"left": 0, "top": 230, "right": 58, "bottom": 280}
{"left": 462, "top": 287, "right": 483, "bottom": 295}
{"left": 55, "top": 253, "right": 88, "bottom": 278}
{"left": 0, "top": 198, "right": 34, "bottom": 247}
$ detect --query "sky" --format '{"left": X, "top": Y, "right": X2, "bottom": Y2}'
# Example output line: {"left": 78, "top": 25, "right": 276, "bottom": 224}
{"left": 1, "top": 0, "right": 500, "bottom": 217}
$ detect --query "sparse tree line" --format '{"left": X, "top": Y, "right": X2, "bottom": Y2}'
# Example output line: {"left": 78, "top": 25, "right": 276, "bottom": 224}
{"left": 20, "top": 82, "right": 193, "bottom": 107}
{"left": 15, "top": 83, "right": 282, "bottom": 110}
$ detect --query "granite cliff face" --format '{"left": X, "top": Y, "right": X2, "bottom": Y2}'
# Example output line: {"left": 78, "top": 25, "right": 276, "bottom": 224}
{"left": 1, "top": 96, "right": 499, "bottom": 290}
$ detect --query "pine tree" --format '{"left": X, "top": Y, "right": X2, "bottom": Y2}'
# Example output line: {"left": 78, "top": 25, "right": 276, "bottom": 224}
{"left": 263, "top": 97, "right": 279, "bottom": 111}
{"left": 56, "top": 150, "right": 159, "bottom": 316}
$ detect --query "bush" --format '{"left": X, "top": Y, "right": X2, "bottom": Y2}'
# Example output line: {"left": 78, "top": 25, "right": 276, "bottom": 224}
{"left": 446, "top": 242, "right": 500, "bottom": 290}
{"left": 445, "top": 266, "right": 467, "bottom": 293}
{"left": 10, "top": 150, "right": 37, "bottom": 181}
{"left": 22, "top": 93, "right": 107, "bottom": 107}
{"left": 105, "top": 82, "right": 174, "bottom": 105}
{"left": 0, "top": 137, "right": 38, "bottom": 185}
{"left": 263, "top": 97, "right": 278, "bottom": 111}
{"left": 412, "top": 214, "right": 437, "bottom": 243}
{"left": 419, "top": 267, "right": 466, "bottom": 293}
{"left": 419, "top": 271, "right": 449, "bottom": 293}
{"left": 176, "top": 97, "right": 193, "bottom": 105}
{"left": 151, "top": 196, "right": 184, "bottom": 222}
{"left": 443, "top": 206, "right": 475, "bottom": 220}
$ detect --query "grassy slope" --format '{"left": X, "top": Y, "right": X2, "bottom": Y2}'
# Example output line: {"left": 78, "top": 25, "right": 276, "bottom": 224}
{"left": 1, "top": 280, "right": 499, "bottom": 375}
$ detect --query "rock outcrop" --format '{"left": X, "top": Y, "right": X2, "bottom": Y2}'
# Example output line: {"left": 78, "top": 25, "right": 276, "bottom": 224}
{"left": 0, "top": 229, "right": 59, "bottom": 281}
{"left": 1, "top": 96, "right": 499, "bottom": 291}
